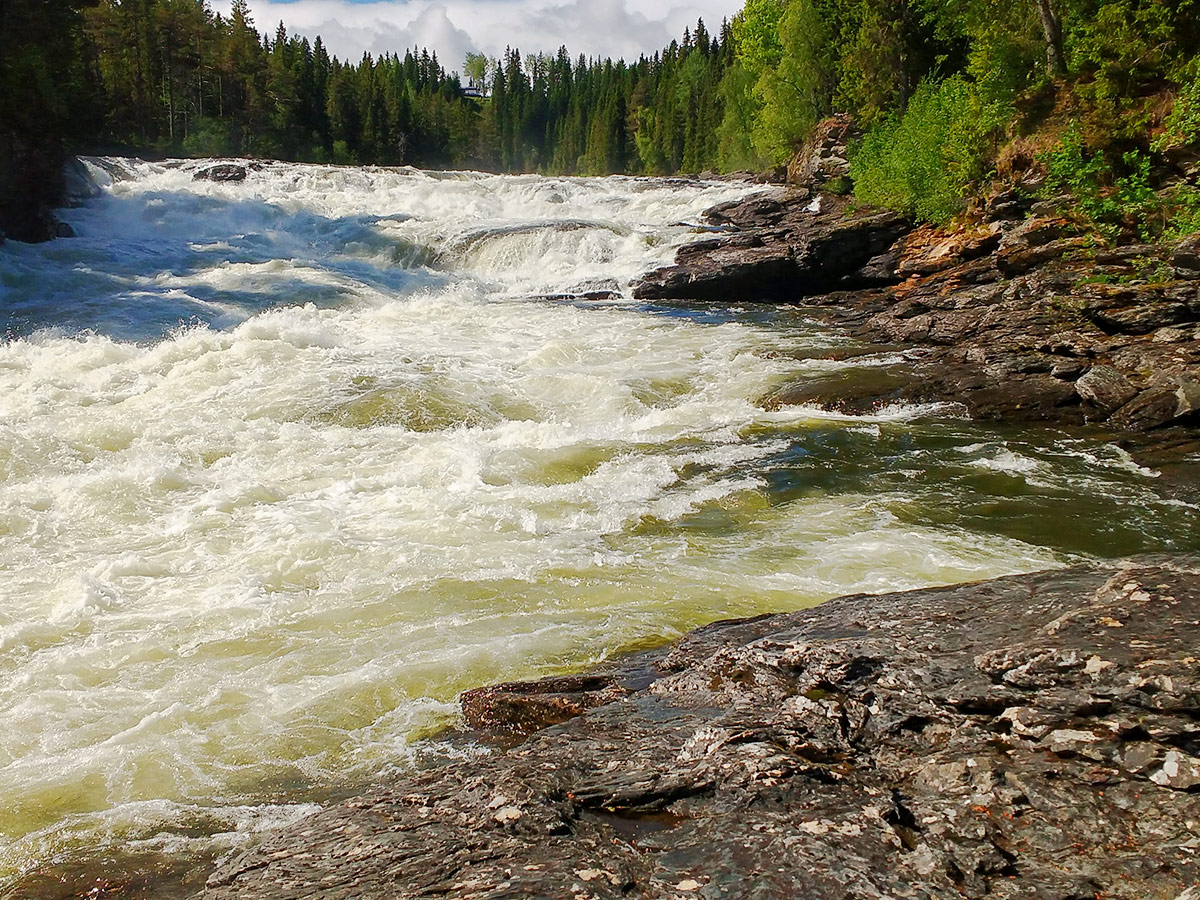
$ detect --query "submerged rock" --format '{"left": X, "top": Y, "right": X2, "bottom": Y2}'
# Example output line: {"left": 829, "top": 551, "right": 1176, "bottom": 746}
{"left": 62, "top": 156, "right": 103, "bottom": 206}
{"left": 203, "top": 558, "right": 1200, "bottom": 899}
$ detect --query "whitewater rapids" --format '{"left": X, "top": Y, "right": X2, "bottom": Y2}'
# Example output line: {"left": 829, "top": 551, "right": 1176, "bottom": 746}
{"left": 0, "top": 159, "right": 1193, "bottom": 885}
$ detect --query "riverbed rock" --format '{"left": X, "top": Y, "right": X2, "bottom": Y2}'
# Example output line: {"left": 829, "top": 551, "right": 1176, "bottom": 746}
{"left": 202, "top": 557, "right": 1200, "bottom": 899}
{"left": 637, "top": 187, "right": 1200, "bottom": 440}
{"left": 194, "top": 163, "right": 249, "bottom": 183}
{"left": 461, "top": 673, "right": 629, "bottom": 740}
{"left": 1110, "top": 374, "right": 1200, "bottom": 431}
{"left": 632, "top": 194, "right": 911, "bottom": 301}
{"left": 62, "top": 156, "right": 102, "bottom": 206}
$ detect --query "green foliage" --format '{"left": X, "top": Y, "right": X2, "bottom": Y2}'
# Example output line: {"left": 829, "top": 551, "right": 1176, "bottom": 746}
{"left": 732, "top": 0, "right": 786, "bottom": 75}
{"left": 850, "top": 76, "right": 1006, "bottom": 223}
{"left": 181, "top": 118, "right": 234, "bottom": 157}
{"left": 1154, "top": 57, "right": 1200, "bottom": 152}
{"left": 65, "top": 2, "right": 736, "bottom": 175}
{"left": 716, "top": 61, "right": 768, "bottom": 170}
{"left": 1070, "top": 0, "right": 1184, "bottom": 88}
{"left": 943, "top": 0, "right": 1048, "bottom": 103}
{"left": 1068, "top": 1, "right": 1200, "bottom": 146}
{"left": 1041, "top": 123, "right": 1200, "bottom": 240}
{"left": 749, "top": 0, "right": 834, "bottom": 161}
{"left": 0, "top": 0, "right": 98, "bottom": 235}
{"left": 462, "top": 52, "right": 490, "bottom": 90}
{"left": 15, "top": 0, "right": 1200, "bottom": 204}
{"left": 1161, "top": 185, "right": 1200, "bottom": 239}
{"left": 1043, "top": 126, "right": 1132, "bottom": 234}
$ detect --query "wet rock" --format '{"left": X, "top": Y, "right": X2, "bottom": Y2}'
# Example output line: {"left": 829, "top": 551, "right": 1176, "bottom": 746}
{"left": 202, "top": 558, "right": 1200, "bottom": 900}
{"left": 633, "top": 194, "right": 911, "bottom": 301}
{"left": 61, "top": 156, "right": 102, "bottom": 206}
{"left": 702, "top": 194, "right": 791, "bottom": 229}
{"left": 664, "top": 195, "right": 1200, "bottom": 442}
{"left": 1075, "top": 364, "right": 1138, "bottom": 416}
{"left": 194, "top": 163, "right": 249, "bottom": 183}
{"left": 1111, "top": 375, "right": 1200, "bottom": 430}
{"left": 462, "top": 674, "right": 628, "bottom": 740}
{"left": 634, "top": 240, "right": 797, "bottom": 301}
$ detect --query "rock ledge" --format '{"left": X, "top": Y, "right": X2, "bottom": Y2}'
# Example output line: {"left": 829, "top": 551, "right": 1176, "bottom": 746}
{"left": 203, "top": 558, "right": 1200, "bottom": 899}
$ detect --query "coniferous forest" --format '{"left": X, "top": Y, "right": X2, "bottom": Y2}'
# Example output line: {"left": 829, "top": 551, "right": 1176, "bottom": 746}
{"left": 3, "top": 0, "right": 1200, "bottom": 239}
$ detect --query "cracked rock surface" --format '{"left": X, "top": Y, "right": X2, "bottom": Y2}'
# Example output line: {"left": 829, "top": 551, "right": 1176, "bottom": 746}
{"left": 203, "top": 557, "right": 1200, "bottom": 899}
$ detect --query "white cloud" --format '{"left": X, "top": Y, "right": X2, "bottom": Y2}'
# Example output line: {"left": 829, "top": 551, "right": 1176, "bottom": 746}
{"left": 211, "top": 0, "right": 742, "bottom": 72}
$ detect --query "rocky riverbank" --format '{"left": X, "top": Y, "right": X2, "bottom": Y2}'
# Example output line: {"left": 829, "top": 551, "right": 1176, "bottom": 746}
{"left": 635, "top": 190, "right": 1200, "bottom": 456}
{"left": 201, "top": 557, "right": 1200, "bottom": 899}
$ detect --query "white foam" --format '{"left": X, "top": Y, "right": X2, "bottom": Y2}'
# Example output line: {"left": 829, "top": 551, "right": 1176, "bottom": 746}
{"left": 0, "top": 160, "right": 1073, "bottom": 879}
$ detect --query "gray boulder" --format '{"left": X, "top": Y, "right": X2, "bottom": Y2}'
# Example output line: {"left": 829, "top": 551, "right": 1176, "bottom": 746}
{"left": 194, "top": 163, "right": 249, "bottom": 183}
{"left": 1075, "top": 364, "right": 1138, "bottom": 416}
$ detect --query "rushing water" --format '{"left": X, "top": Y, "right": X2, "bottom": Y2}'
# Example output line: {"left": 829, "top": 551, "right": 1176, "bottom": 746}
{"left": 1, "top": 159, "right": 1197, "bottom": 891}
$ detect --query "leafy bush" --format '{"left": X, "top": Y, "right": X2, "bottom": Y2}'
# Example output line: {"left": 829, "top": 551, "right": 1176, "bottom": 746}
{"left": 1042, "top": 122, "right": 1200, "bottom": 240}
{"left": 1042, "top": 125, "right": 1155, "bottom": 237}
{"left": 850, "top": 76, "right": 1007, "bottom": 223}
{"left": 1162, "top": 185, "right": 1200, "bottom": 239}
{"left": 1153, "top": 57, "right": 1200, "bottom": 153}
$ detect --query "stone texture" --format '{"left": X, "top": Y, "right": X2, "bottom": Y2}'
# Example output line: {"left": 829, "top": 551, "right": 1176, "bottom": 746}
{"left": 635, "top": 190, "right": 1200, "bottom": 440}
{"left": 461, "top": 674, "right": 629, "bottom": 740}
{"left": 1075, "top": 364, "right": 1138, "bottom": 415}
{"left": 786, "top": 114, "right": 859, "bottom": 192}
{"left": 194, "top": 163, "right": 249, "bottom": 183}
{"left": 1173, "top": 232, "right": 1200, "bottom": 278}
{"left": 632, "top": 194, "right": 911, "bottom": 301}
{"left": 202, "top": 558, "right": 1200, "bottom": 900}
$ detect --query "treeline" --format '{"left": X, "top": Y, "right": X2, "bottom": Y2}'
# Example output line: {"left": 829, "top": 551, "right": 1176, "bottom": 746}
{"left": 0, "top": 0, "right": 99, "bottom": 240}
{"left": 74, "top": 0, "right": 734, "bottom": 175}
{"left": 4, "top": 0, "right": 1200, "bottom": 239}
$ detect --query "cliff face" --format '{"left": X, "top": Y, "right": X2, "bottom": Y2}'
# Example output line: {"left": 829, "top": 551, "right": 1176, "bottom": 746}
{"left": 200, "top": 558, "right": 1200, "bottom": 899}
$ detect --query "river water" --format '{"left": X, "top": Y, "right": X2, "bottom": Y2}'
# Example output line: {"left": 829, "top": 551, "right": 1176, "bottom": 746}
{"left": 0, "top": 160, "right": 1196, "bottom": 892}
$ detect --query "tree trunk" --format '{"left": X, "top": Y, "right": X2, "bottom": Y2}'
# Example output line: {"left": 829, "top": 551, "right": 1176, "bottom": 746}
{"left": 1034, "top": 0, "right": 1067, "bottom": 77}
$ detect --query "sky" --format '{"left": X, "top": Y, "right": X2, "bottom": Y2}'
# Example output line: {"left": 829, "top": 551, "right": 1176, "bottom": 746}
{"left": 211, "top": 0, "right": 745, "bottom": 72}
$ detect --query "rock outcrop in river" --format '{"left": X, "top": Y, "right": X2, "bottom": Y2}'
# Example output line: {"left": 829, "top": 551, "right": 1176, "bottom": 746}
{"left": 202, "top": 557, "right": 1200, "bottom": 899}
{"left": 634, "top": 190, "right": 1200, "bottom": 441}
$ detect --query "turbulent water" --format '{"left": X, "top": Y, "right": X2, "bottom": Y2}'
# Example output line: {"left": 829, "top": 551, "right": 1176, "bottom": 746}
{"left": 0, "top": 159, "right": 1197, "bottom": 890}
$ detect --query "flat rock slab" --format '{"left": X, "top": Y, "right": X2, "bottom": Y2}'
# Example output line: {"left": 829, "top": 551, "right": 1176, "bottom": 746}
{"left": 203, "top": 558, "right": 1200, "bottom": 899}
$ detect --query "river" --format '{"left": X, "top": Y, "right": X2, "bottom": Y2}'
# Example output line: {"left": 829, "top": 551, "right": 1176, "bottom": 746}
{"left": 0, "top": 160, "right": 1196, "bottom": 894}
